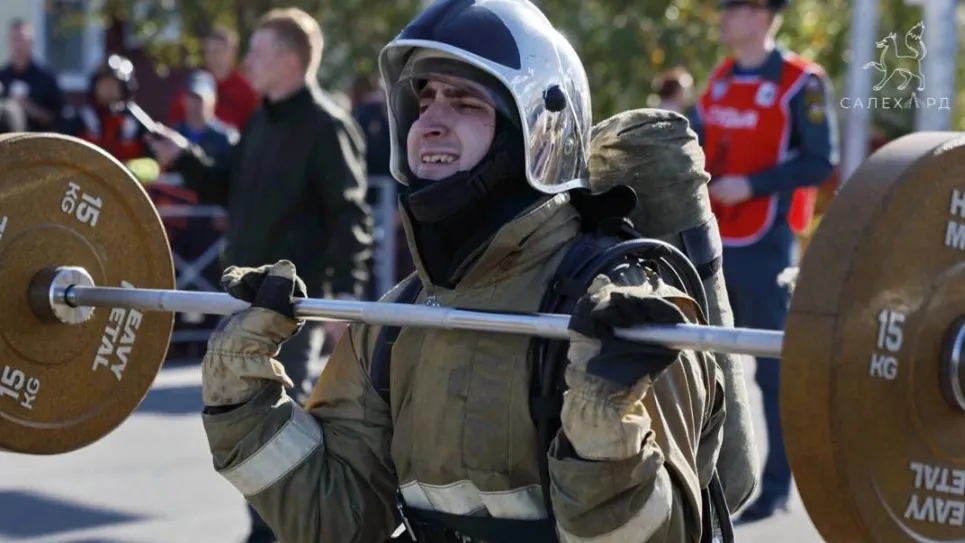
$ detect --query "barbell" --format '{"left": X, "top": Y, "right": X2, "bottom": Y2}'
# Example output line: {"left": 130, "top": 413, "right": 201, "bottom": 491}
{"left": 1, "top": 131, "right": 963, "bottom": 542}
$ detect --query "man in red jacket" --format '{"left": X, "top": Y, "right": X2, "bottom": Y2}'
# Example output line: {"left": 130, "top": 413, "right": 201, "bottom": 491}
{"left": 168, "top": 26, "right": 259, "bottom": 131}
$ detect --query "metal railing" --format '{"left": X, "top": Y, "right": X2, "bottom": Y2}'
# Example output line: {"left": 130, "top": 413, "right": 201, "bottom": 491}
{"left": 154, "top": 175, "right": 401, "bottom": 346}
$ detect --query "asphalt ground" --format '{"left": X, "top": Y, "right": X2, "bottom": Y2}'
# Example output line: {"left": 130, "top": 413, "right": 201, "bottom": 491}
{"left": 0, "top": 357, "right": 825, "bottom": 543}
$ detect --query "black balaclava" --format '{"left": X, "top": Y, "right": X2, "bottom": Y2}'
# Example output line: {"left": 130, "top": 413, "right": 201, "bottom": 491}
{"left": 398, "top": 84, "right": 547, "bottom": 289}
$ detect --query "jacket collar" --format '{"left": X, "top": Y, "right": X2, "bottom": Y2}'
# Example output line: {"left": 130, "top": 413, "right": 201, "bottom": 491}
{"left": 262, "top": 84, "right": 313, "bottom": 121}
{"left": 725, "top": 46, "right": 786, "bottom": 82}
{"left": 399, "top": 192, "right": 581, "bottom": 290}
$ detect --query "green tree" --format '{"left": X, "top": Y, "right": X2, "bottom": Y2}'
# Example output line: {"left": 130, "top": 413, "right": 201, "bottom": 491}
{"left": 100, "top": 0, "right": 960, "bottom": 135}
{"left": 98, "top": 0, "right": 422, "bottom": 87}
{"left": 534, "top": 0, "right": 952, "bottom": 137}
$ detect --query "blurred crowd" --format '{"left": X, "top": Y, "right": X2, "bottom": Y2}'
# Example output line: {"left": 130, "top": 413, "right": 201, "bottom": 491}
{"left": 0, "top": 12, "right": 402, "bottom": 540}
{"left": 0, "top": 20, "right": 251, "bottom": 166}
{"left": 0, "top": 16, "right": 413, "bottom": 360}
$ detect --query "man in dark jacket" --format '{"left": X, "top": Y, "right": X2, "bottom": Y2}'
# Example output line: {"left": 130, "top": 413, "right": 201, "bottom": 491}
{"left": 151, "top": 9, "right": 372, "bottom": 541}
{"left": 149, "top": 6, "right": 371, "bottom": 390}
{"left": 0, "top": 19, "right": 62, "bottom": 132}
{"left": 147, "top": 12, "right": 372, "bottom": 540}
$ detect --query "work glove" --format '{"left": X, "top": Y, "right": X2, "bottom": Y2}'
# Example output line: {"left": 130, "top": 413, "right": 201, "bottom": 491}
{"left": 201, "top": 260, "right": 307, "bottom": 407}
{"left": 561, "top": 273, "right": 692, "bottom": 461}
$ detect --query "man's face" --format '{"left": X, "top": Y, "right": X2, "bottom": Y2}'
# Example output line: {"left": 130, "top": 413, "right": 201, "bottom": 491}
{"left": 665, "top": 80, "right": 693, "bottom": 107}
{"left": 718, "top": 5, "right": 767, "bottom": 47}
{"left": 203, "top": 37, "right": 233, "bottom": 77}
{"left": 182, "top": 93, "right": 212, "bottom": 122}
{"left": 244, "top": 29, "right": 294, "bottom": 95}
{"left": 9, "top": 26, "right": 32, "bottom": 64}
{"left": 406, "top": 78, "right": 496, "bottom": 181}
{"left": 93, "top": 77, "right": 122, "bottom": 106}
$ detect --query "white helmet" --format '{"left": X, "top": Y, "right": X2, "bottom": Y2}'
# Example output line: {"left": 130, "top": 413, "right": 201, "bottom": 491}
{"left": 378, "top": 0, "right": 592, "bottom": 194}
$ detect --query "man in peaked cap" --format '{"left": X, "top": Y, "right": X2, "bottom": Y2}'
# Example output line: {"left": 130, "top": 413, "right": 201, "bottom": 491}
{"left": 689, "top": 0, "right": 840, "bottom": 524}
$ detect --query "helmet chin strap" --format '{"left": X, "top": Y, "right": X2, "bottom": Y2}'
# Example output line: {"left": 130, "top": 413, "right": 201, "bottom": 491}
{"left": 405, "top": 117, "right": 521, "bottom": 223}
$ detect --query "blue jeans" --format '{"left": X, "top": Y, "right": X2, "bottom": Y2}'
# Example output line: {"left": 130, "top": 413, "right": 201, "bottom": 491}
{"left": 722, "top": 223, "right": 796, "bottom": 502}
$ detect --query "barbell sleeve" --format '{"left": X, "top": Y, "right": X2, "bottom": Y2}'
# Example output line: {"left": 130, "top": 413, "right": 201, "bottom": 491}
{"left": 58, "top": 285, "right": 784, "bottom": 358}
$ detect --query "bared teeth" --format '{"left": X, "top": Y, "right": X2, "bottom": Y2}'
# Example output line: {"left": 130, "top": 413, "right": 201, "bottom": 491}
{"left": 422, "top": 154, "right": 455, "bottom": 164}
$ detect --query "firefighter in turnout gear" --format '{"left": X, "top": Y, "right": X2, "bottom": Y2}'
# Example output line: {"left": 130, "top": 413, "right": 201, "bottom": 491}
{"left": 199, "top": 1, "right": 744, "bottom": 541}
{"left": 688, "top": 0, "right": 839, "bottom": 524}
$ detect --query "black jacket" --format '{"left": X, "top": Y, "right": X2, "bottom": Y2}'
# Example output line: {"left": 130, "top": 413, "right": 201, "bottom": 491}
{"left": 0, "top": 61, "right": 63, "bottom": 131}
{"left": 173, "top": 84, "right": 373, "bottom": 299}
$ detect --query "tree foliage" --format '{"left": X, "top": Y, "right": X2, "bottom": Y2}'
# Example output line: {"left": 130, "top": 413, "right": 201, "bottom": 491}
{"left": 100, "top": 0, "right": 962, "bottom": 136}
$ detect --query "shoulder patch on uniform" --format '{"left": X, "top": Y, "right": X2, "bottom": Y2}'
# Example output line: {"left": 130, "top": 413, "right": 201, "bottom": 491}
{"left": 803, "top": 74, "right": 827, "bottom": 124}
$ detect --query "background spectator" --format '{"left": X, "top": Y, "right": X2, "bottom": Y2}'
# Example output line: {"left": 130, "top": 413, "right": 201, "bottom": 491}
{"left": 688, "top": 0, "right": 838, "bottom": 524}
{"left": 653, "top": 66, "right": 694, "bottom": 113}
{"left": 167, "top": 26, "right": 260, "bottom": 131}
{"left": 0, "top": 19, "right": 63, "bottom": 132}
{"left": 172, "top": 70, "right": 239, "bottom": 161}
{"left": 64, "top": 61, "right": 148, "bottom": 163}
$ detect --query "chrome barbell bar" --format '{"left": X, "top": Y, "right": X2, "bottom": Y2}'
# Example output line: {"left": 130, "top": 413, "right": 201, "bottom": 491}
{"left": 38, "top": 266, "right": 784, "bottom": 358}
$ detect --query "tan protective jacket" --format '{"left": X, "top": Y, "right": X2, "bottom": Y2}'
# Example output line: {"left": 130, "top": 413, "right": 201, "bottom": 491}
{"left": 202, "top": 193, "right": 729, "bottom": 542}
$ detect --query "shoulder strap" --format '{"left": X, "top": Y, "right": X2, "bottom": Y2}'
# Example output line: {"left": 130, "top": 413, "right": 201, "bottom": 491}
{"left": 527, "top": 229, "right": 733, "bottom": 542}
{"left": 528, "top": 229, "right": 692, "bottom": 517}
{"left": 370, "top": 276, "right": 424, "bottom": 405}
{"left": 376, "top": 233, "right": 729, "bottom": 541}
{"left": 679, "top": 217, "right": 723, "bottom": 283}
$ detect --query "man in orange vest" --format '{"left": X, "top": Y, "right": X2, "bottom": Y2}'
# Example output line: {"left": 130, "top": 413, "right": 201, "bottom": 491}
{"left": 688, "top": 0, "right": 839, "bottom": 524}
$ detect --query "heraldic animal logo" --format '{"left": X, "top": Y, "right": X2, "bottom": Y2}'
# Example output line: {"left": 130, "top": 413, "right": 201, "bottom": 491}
{"left": 862, "top": 21, "right": 926, "bottom": 92}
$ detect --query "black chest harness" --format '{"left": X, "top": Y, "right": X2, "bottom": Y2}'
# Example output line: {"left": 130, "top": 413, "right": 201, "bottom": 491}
{"left": 372, "top": 192, "right": 735, "bottom": 543}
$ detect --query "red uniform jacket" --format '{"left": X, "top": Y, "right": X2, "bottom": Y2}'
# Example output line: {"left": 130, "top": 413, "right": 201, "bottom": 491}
{"left": 695, "top": 51, "right": 835, "bottom": 246}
